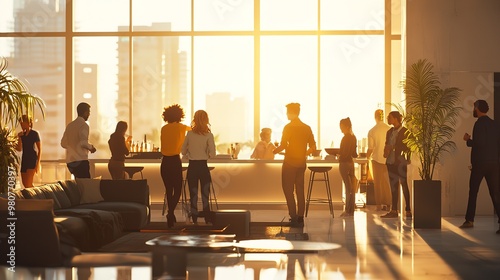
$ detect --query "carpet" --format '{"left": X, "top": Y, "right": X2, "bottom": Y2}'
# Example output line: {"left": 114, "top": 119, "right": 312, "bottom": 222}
{"left": 98, "top": 222, "right": 309, "bottom": 253}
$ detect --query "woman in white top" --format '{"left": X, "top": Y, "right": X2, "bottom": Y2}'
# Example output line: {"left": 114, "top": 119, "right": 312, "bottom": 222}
{"left": 251, "top": 128, "right": 276, "bottom": 160}
{"left": 181, "top": 110, "right": 216, "bottom": 224}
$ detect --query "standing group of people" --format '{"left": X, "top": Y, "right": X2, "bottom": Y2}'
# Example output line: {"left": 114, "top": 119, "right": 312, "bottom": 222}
{"left": 21, "top": 99, "right": 499, "bottom": 233}
{"left": 160, "top": 105, "right": 215, "bottom": 228}
{"left": 367, "top": 109, "right": 412, "bottom": 219}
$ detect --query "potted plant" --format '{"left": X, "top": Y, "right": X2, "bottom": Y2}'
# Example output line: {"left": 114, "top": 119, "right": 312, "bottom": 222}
{"left": 397, "top": 59, "right": 462, "bottom": 229}
{"left": 0, "top": 57, "right": 45, "bottom": 194}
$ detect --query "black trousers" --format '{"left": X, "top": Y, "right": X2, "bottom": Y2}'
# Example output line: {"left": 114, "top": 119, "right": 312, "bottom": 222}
{"left": 465, "top": 161, "right": 500, "bottom": 223}
{"left": 160, "top": 155, "right": 182, "bottom": 215}
{"left": 387, "top": 163, "right": 411, "bottom": 212}
{"left": 67, "top": 160, "right": 90, "bottom": 178}
{"left": 187, "top": 160, "right": 211, "bottom": 216}
{"left": 281, "top": 162, "right": 306, "bottom": 218}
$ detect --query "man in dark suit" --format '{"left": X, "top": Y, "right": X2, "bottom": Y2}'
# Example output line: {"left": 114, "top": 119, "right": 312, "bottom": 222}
{"left": 381, "top": 111, "right": 412, "bottom": 218}
{"left": 460, "top": 100, "right": 500, "bottom": 233}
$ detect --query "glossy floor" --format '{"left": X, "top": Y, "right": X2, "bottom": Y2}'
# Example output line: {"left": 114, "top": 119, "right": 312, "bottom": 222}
{"left": 5, "top": 206, "right": 500, "bottom": 280}
{"left": 154, "top": 206, "right": 500, "bottom": 279}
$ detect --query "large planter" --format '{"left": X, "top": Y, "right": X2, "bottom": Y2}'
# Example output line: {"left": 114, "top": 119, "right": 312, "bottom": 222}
{"left": 413, "top": 180, "right": 441, "bottom": 229}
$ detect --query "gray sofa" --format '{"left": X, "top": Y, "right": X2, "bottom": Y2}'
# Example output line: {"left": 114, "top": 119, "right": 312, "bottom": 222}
{"left": 2, "top": 179, "right": 150, "bottom": 251}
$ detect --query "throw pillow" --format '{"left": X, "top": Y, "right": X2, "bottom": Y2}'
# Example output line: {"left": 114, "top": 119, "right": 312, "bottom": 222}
{"left": 75, "top": 178, "right": 103, "bottom": 204}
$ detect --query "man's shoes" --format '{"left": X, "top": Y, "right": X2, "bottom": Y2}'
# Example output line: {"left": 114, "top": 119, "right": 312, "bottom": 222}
{"left": 459, "top": 221, "right": 474, "bottom": 228}
{"left": 381, "top": 210, "right": 398, "bottom": 218}
{"left": 406, "top": 210, "right": 412, "bottom": 218}
{"left": 289, "top": 216, "right": 304, "bottom": 228}
{"left": 339, "top": 212, "right": 353, "bottom": 218}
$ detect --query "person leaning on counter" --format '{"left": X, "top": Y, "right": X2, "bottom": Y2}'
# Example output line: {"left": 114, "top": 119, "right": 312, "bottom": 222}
{"left": 160, "top": 104, "right": 191, "bottom": 228}
{"left": 107, "top": 121, "right": 132, "bottom": 180}
{"left": 273, "top": 103, "right": 317, "bottom": 228}
{"left": 251, "top": 127, "right": 276, "bottom": 160}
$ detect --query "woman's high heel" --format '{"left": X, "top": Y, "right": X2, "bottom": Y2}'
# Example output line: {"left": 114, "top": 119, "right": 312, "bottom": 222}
{"left": 166, "top": 213, "right": 176, "bottom": 228}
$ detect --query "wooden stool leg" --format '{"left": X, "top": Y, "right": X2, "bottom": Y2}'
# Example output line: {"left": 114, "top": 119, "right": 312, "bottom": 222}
{"left": 324, "top": 171, "right": 334, "bottom": 218}
{"left": 209, "top": 182, "right": 218, "bottom": 210}
{"left": 305, "top": 171, "right": 315, "bottom": 217}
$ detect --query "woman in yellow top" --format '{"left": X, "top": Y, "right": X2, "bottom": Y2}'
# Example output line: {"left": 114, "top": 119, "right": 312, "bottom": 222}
{"left": 161, "top": 104, "right": 191, "bottom": 228}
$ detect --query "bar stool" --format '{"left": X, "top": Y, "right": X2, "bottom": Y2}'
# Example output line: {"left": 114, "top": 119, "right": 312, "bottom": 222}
{"left": 123, "top": 166, "right": 144, "bottom": 179}
{"left": 305, "top": 166, "right": 334, "bottom": 218}
{"left": 208, "top": 166, "right": 218, "bottom": 210}
{"left": 162, "top": 167, "right": 188, "bottom": 216}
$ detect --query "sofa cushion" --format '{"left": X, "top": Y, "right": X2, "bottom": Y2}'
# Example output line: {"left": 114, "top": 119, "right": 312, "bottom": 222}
{"left": 72, "top": 202, "right": 149, "bottom": 231}
{"left": 54, "top": 216, "right": 91, "bottom": 251}
{"left": 59, "top": 180, "right": 82, "bottom": 207}
{"left": 54, "top": 208, "right": 123, "bottom": 250}
{"left": 46, "top": 183, "right": 72, "bottom": 209}
{"left": 20, "top": 187, "right": 47, "bottom": 200}
{"left": 100, "top": 179, "right": 149, "bottom": 206}
{"left": 75, "top": 178, "right": 103, "bottom": 204}
{"left": 21, "top": 185, "right": 62, "bottom": 210}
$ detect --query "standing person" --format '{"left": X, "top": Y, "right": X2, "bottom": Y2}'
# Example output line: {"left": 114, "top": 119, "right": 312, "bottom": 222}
{"left": 338, "top": 117, "right": 358, "bottom": 217}
{"left": 16, "top": 115, "right": 41, "bottom": 188}
{"left": 61, "top": 102, "right": 97, "bottom": 178}
{"left": 381, "top": 111, "right": 412, "bottom": 218}
{"left": 251, "top": 127, "right": 276, "bottom": 160}
{"left": 161, "top": 104, "right": 191, "bottom": 228}
{"left": 460, "top": 100, "right": 500, "bottom": 233}
{"left": 181, "top": 110, "right": 216, "bottom": 224}
{"left": 366, "top": 109, "right": 392, "bottom": 211}
{"left": 108, "top": 121, "right": 132, "bottom": 180}
{"left": 273, "top": 103, "right": 317, "bottom": 227}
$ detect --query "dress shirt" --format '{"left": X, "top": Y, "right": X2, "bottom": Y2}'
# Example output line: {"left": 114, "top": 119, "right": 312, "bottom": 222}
{"left": 61, "top": 117, "right": 94, "bottom": 163}
{"left": 367, "top": 121, "right": 391, "bottom": 164}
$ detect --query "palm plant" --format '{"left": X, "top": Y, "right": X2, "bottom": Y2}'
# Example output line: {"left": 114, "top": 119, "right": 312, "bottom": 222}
{"left": 397, "top": 59, "right": 461, "bottom": 181}
{"left": 0, "top": 57, "right": 45, "bottom": 193}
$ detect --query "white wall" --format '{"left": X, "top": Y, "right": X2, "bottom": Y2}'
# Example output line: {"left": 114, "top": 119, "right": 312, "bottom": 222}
{"left": 406, "top": 0, "right": 500, "bottom": 216}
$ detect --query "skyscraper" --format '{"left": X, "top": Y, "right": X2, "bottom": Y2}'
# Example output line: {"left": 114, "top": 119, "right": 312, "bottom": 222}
{"left": 116, "top": 23, "right": 188, "bottom": 147}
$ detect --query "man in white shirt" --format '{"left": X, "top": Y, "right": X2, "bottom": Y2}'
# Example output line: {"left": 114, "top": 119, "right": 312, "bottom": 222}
{"left": 61, "top": 102, "right": 97, "bottom": 178}
{"left": 366, "top": 109, "right": 391, "bottom": 211}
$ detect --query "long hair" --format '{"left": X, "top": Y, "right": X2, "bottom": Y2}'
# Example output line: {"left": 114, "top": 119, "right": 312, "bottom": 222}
{"left": 191, "top": 110, "right": 211, "bottom": 135}
{"left": 114, "top": 121, "right": 128, "bottom": 136}
{"left": 340, "top": 117, "right": 353, "bottom": 135}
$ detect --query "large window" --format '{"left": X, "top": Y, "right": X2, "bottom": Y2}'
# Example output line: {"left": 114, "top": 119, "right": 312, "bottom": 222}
{"left": 0, "top": 0, "right": 401, "bottom": 160}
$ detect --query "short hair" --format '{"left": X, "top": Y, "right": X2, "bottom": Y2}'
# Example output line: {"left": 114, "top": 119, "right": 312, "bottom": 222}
{"left": 374, "top": 109, "right": 384, "bottom": 121}
{"left": 76, "top": 102, "right": 91, "bottom": 117}
{"left": 260, "top": 128, "right": 272, "bottom": 140}
{"left": 389, "top": 111, "right": 402, "bottom": 123}
{"left": 19, "top": 115, "right": 33, "bottom": 128}
{"left": 474, "top": 100, "right": 489, "bottom": 113}
{"left": 162, "top": 104, "right": 185, "bottom": 123}
{"left": 286, "top": 103, "right": 300, "bottom": 115}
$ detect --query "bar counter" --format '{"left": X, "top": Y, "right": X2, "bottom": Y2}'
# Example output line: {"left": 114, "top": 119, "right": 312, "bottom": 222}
{"left": 87, "top": 158, "right": 368, "bottom": 206}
